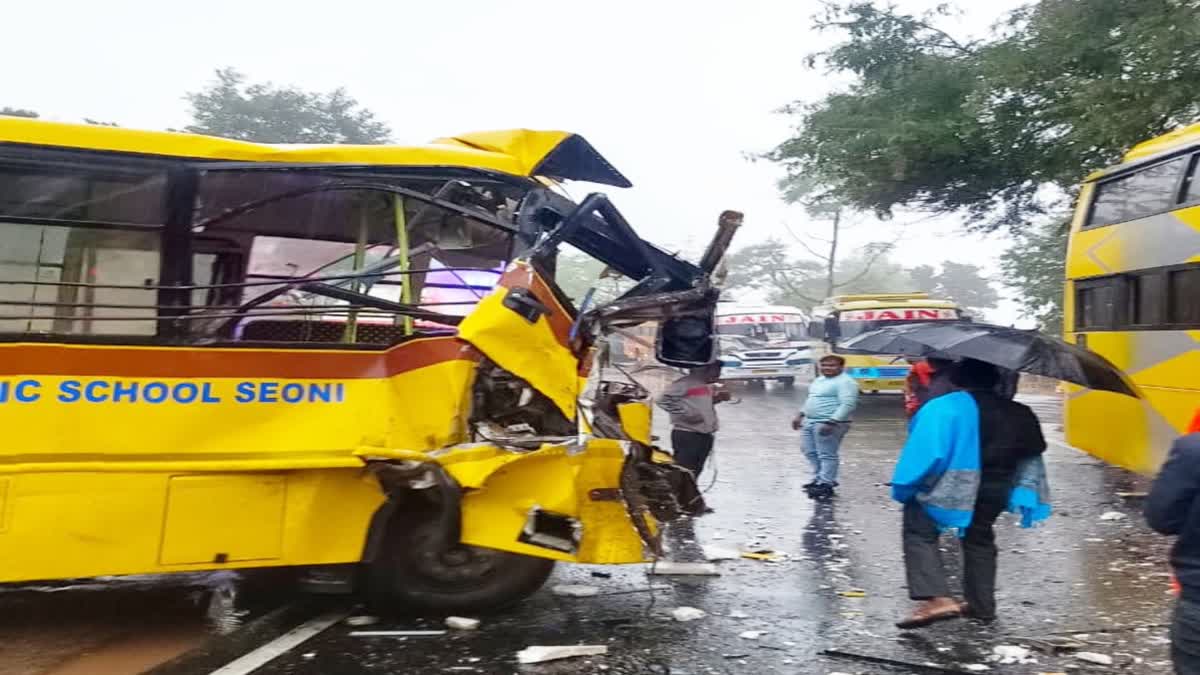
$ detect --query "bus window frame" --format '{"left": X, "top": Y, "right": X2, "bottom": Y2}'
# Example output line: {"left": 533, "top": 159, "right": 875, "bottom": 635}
{"left": 1072, "top": 262, "right": 1200, "bottom": 333}
{"left": 1083, "top": 149, "right": 1199, "bottom": 230}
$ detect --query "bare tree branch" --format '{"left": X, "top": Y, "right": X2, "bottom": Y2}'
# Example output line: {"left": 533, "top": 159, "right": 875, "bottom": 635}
{"left": 831, "top": 238, "right": 897, "bottom": 289}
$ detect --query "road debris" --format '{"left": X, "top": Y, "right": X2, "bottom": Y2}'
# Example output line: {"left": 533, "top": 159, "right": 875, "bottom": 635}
{"left": 963, "top": 665, "right": 991, "bottom": 672}
{"left": 1099, "top": 511, "right": 1128, "bottom": 521}
{"left": 345, "top": 615, "right": 380, "bottom": 627}
{"left": 837, "top": 589, "right": 866, "bottom": 598}
{"left": 672, "top": 607, "right": 707, "bottom": 622}
{"left": 702, "top": 545, "right": 740, "bottom": 561}
{"left": 552, "top": 584, "right": 601, "bottom": 597}
{"left": 647, "top": 561, "right": 720, "bottom": 575}
{"left": 728, "top": 610, "right": 750, "bottom": 619}
{"left": 1018, "top": 636, "right": 1088, "bottom": 654}
{"left": 516, "top": 645, "right": 608, "bottom": 664}
{"left": 1075, "top": 652, "right": 1115, "bottom": 665}
{"left": 738, "top": 630, "right": 768, "bottom": 640}
{"left": 741, "top": 551, "right": 785, "bottom": 562}
{"left": 991, "top": 645, "right": 1036, "bottom": 665}
{"left": 350, "top": 630, "right": 447, "bottom": 637}
{"left": 824, "top": 648, "right": 983, "bottom": 674}
{"left": 445, "top": 617, "right": 481, "bottom": 630}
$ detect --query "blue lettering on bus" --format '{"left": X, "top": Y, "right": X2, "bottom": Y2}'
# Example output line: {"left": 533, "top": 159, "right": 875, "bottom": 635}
{"left": 142, "top": 382, "right": 168, "bottom": 404}
{"left": 58, "top": 380, "right": 82, "bottom": 403}
{"left": 6, "top": 379, "right": 345, "bottom": 404}
{"left": 14, "top": 380, "right": 40, "bottom": 403}
{"left": 235, "top": 382, "right": 256, "bottom": 403}
{"left": 280, "top": 383, "right": 304, "bottom": 403}
{"left": 111, "top": 380, "right": 138, "bottom": 403}
{"left": 173, "top": 382, "right": 199, "bottom": 404}
{"left": 84, "top": 381, "right": 109, "bottom": 403}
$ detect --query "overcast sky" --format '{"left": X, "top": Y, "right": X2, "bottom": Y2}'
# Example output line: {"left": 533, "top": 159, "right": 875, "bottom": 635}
{"left": 4, "top": 0, "right": 1033, "bottom": 323}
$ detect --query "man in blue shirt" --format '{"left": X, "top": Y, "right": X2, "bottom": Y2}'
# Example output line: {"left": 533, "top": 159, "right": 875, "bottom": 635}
{"left": 792, "top": 355, "right": 860, "bottom": 499}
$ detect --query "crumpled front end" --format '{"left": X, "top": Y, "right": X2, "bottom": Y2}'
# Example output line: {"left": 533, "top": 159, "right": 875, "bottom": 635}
{"left": 360, "top": 194, "right": 738, "bottom": 565}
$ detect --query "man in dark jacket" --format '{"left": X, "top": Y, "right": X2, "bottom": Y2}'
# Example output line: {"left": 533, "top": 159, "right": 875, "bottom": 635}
{"left": 895, "top": 359, "right": 1047, "bottom": 628}
{"left": 1146, "top": 426, "right": 1200, "bottom": 674}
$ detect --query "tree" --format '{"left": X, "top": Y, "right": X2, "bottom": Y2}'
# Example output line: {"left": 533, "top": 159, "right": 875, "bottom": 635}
{"left": 775, "top": 177, "right": 898, "bottom": 300}
{"left": 771, "top": 0, "right": 1200, "bottom": 229}
{"left": 184, "top": 68, "right": 392, "bottom": 144}
{"left": 723, "top": 239, "right": 826, "bottom": 308}
{"left": 910, "top": 261, "right": 1000, "bottom": 318}
{"left": 999, "top": 220, "right": 1068, "bottom": 333}
{"left": 553, "top": 250, "right": 634, "bottom": 306}
{"left": 1, "top": 107, "right": 38, "bottom": 118}
{"left": 723, "top": 242, "right": 999, "bottom": 317}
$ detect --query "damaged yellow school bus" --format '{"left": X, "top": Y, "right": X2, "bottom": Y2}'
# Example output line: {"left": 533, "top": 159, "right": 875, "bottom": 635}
{"left": 0, "top": 117, "right": 735, "bottom": 610}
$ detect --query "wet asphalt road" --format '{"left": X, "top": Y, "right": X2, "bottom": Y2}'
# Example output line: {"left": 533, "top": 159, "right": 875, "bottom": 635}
{"left": 0, "top": 384, "right": 1176, "bottom": 674}
{"left": 197, "top": 385, "right": 1176, "bottom": 675}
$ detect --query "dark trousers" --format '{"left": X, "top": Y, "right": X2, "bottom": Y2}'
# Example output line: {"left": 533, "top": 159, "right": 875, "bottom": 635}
{"left": 1173, "top": 598, "right": 1200, "bottom": 674}
{"left": 671, "top": 430, "right": 714, "bottom": 477}
{"left": 902, "top": 477, "right": 1011, "bottom": 618}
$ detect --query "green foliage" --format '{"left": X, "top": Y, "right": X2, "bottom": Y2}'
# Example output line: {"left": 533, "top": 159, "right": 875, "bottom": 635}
{"left": 723, "top": 239, "right": 826, "bottom": 307}
{"left": 999, "top": 220, "right": 1068, "bottom": 333}
{"left": 772, "top": 0, "right": 1200, "bottom": 229}
{"left": 553, "top": 250, "right": 634, "bottom": 307}
{"left": 910, "top": 261, "right": 999, "bottom": 318}
{"left": 1, "top": 107, "right": 39, "bottom": 118}
{"left": 184, "top": 68, "right": 392, "bottom": 144}
{"left": 722, "top": 240, "right": 997, "bottom": 316}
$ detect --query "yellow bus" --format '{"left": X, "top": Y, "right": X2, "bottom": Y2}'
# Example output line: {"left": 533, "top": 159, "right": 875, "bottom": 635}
{"left": 0, "top": 117, "right": 730, "bottom": 610}
{"left": 809, "top": 293, "right": 964, "bottom": 393}
{"left": 1064, "top": 123, "right": 1200, "bottom": 473}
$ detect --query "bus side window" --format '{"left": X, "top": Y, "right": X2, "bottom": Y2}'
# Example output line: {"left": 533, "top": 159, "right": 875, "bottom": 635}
{"left": 0, "top": 222, "right": 160, "bottom": 336}
{"left": 1088, "top": 156, "right": 1189, "bottom": 228}
{"left": 1076, "top": 279, "right": 1116, "bottom": 330}
{"left": 1168, "top": 267, "right": 1200, "bottom": 326}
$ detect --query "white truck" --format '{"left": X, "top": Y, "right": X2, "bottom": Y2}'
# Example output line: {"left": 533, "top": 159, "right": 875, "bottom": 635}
{"left": 714, "top": 304, "right": 816, "bottom": 386}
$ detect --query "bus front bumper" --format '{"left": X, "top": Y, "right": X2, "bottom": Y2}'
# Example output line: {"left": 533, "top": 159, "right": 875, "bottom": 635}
{"left": 720, "top": 365, "right": 810, "bottom": 382}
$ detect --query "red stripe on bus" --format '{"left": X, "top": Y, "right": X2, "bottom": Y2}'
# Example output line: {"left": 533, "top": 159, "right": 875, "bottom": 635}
{"left": 0, "top": 337, "right": 479, "bottom": 379}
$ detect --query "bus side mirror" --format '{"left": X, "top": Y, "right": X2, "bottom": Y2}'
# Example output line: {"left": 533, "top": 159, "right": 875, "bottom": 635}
{"left": 823, "top": 315, "right": 841, "bottom": 340}
{"left": 656, "top": 314, "right": 716, "bottom": 368}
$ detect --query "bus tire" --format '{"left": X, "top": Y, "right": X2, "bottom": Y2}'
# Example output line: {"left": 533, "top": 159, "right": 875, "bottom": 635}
{"left": 365, "top": 517, "right": 555, "bottom": 614}
{"left": 779, "top": 377, "right": 795, "bottom": 388}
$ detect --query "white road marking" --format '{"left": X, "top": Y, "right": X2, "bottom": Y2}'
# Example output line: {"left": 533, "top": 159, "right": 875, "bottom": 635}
{"left": 208, "top": 610, "right": 350, "bottom": 675}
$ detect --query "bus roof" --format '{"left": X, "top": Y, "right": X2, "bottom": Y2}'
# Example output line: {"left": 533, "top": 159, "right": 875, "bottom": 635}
{"left": 715, "top": 304, "right": 807, "bottom": 317}
{"left": 1086, "top": 122, "right": 1200, "bottom": 182}
{"left": 0, "top": 117, "right": 632, "bottom": 187}
{"left": 1125, "top": 122, "right": 1200, "bottom": 163}
{"left": 816, "top": 293, "right": 960, "bottom": 311}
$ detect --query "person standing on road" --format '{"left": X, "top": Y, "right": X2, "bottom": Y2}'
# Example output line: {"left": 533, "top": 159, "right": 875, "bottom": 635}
{"left": 892, "top": 359, "right": 1050, "bottom": 628}
{"left": 792, "top": 354, "right": 860, "bottom": 499}
{"left": 1146, "top": 412, "right": 1200, "bottom": 674}
{"left": 657, "top": 362, "right": 730, "bottom": 478}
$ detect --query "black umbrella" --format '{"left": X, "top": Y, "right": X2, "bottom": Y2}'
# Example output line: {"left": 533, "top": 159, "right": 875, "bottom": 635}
{"left": 838, "top": 322, "right": 1140, "bottom": 398}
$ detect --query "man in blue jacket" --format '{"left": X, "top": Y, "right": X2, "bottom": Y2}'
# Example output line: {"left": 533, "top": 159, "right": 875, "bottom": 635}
{"left": 1146, "top": 423, "right": 1200, "bottom": 675}
{"left": 892, "top": 359, "right": 1048, "bottom": 629}
{"left": 792, "top": 354, "right": 860, "bottom": 499}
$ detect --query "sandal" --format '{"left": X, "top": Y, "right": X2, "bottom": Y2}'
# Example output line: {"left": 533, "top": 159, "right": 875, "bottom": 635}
{"left": 895, "top": 603, "right": 962, "bottom": 629}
